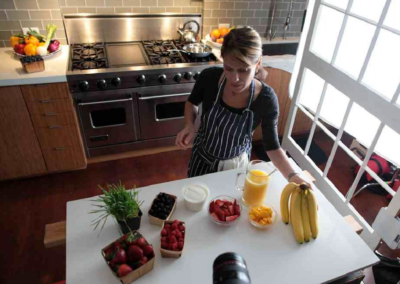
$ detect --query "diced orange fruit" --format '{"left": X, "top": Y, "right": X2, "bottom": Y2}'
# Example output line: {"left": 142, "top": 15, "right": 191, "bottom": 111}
{"left": 249, "top": 205, "right": 274, "bottom": 225}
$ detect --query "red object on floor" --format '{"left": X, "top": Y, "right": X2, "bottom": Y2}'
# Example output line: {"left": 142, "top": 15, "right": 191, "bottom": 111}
{"left": 387, "top": 179, "right": 400, "bottom": 200}
{"left": 52, "top": 281, "right": 65, "bottom": 284}
{"left": 354, "top": 154, "right": 391, "bottom": 182}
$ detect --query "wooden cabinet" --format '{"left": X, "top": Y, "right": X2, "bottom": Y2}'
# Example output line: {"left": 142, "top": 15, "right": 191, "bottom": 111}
{"left": 253, "top": 67, "right": 314, "bottom": 143}
{"left": 0, "top": 86, "right": 47, "bottom": 180}
{"left": 0, "top": 83, "right": 87, "bottom": 181}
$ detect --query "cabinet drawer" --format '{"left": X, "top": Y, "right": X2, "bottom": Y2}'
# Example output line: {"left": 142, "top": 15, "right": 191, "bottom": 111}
{"left": 27, "top": 99, "right": 73, "bottom": 115}
{"left": 42, "top": 146, "right": 86, "bottom": 172}
{"left": 21, "top": 83, "right": 69, "bottom": 102}
{"left": 36, "top": 125, "right": 81, "bottom": 148}
{"left": 31, "top": 112, "right": 76, "bottom": 128}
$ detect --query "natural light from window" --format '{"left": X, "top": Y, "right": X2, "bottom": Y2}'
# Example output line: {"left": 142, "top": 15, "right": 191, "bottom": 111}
{"left": 319, "top": 85, "right": 350, "bottom": 129}
{"left": 384, "top": 0, "right": 400, "bottom": 31}
{"left": 322, "top": 0, "right": 348, "bottom": 10}
{"left": 298, "top": 69, "right": 324, "bottom": 113}
{"left": 375, "top": 125, "right": 400, "bottom": 167}
{"left": 351, "top": 0, "right": 386, "bottom": 22}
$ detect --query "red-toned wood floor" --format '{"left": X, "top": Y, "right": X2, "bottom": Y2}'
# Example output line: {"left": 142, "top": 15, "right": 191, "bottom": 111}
{"left": 0, "top": 137, "right": 398, "bottom": 284}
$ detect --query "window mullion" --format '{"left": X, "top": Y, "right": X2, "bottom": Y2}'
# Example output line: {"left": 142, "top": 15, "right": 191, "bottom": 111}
{"left": 391, "top": 81, "right": 400, "bottom": 104}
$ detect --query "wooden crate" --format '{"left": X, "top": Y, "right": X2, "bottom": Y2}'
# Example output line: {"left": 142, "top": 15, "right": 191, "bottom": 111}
{"left": 160, "top": 221, "right": 186, "bottom": 258}
{"left": 148, "top": 193, "right": 177, "bottom": 226}
{"left": 22, "top": 60, "right": 45, "bottom": 73}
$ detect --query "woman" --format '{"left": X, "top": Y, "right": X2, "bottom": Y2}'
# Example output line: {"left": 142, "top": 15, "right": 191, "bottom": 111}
{"left": 176, "top": 27, "right": 308, "bottom": 185}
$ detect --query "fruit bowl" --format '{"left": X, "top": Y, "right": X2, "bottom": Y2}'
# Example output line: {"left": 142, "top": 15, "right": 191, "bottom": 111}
{"left": 208, "top": 195, "right": 241, "bottom": 227}
{"left": 205, "top": 34, "right": 222, "bottom": 49}
{"left": 248, "top": 203, "right": 277, "bottom": 230}
{"left": 13, "top": 44, "right": 62, "bottom": 58}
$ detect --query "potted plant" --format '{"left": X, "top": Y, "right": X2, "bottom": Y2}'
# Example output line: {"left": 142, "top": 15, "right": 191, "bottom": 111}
{"left": 90, "top": 181, "right": 144, "bottom": 235}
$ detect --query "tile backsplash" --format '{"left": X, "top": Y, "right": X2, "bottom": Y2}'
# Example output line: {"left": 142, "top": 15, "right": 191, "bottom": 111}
{"left": 0, "top": 0, "right": 306, "bottom": 47}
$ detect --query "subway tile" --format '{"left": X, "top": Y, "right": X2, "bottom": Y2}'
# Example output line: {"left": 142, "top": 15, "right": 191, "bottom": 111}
{"left": 123, "top": 0, "right": 140, "bottom": 5}
{"left": 132, "top": 7, "right": 150, "bottom": 13}
{"left": 15, "top": 0, "right": 39, "bottom": 9}
{"left": 0, "top": 41, "right": 6, "bottom": 47}
{"left": 173, "top": 0, "right": 190, "bottom": 6}
{"left": 51, "top": 10, "right": 63, "bottom": 19}
{"left": 241, "top": 10, "right": 254, "bottom": 17}
{"left": 0, "top": 21, "right": 21, "bottom": 31}
{"left": 166, "top": 7, "right": 182, "bottom": 12}
{"left": 203, "top": 10, "right": 212, "bottom": 17}
{"left": 55, "top": 30, "right": 67, "bottom": 39}
{"left": 233, "top": 17, "right": 247, "bottom": 26}
{"left": 58, "top": 38, "right": 68, "bottom": 45}
{"left": 86, "top": 0, "right": 105, "bottom": 6}
{"left": 0, "top": 31, "right": 12, "bottom": 40}
{"left": 159, "top": 0, "right": 174, "bottom": 7}
{"left": 293, "top": 10, "right": 304, "bottom": 17}
{"left": 218, "top": 18, "right": 233, "bottom": 25}
{"left": 149, "top": 7, "right": 165, "bottom": 12}
{"left": 66, "top": 0, "right": 87, "bottom": 6}
{"left": 196, "top": 7, "right": 201, "bottom": 12}
{"left": 227, "top": 10, "right": 240, "bottom": 17}
{"left": 6, "top": 10, "right": 30, "bottom": 20}
{"left": 247, "top": 17, "right": 260, "bottom": 26}
{"left": 4, "top": 40, "right": 11, "bottom": 46}
{"left": 59, "top": 0, "right": 67, "bottom": 6}
{"left": 260, "top": 17, "right": 269, "bottom": 25}
{"left": 96, "top": 7, "right": 115, "bottom": 12}
{"left": 142, "top": 0, "right": 157, "bottom": 6}
{"left": 115, "top": 7, "right": 132, "bottom": 12}
{"left": 190, "top": 1, "right": 202, "bottom": 7}
{"left": 235, "top": 2, "right": 249, "bottom": 10}
{"left": 37, "top": 0, "right": 60, "bottom": 9}
{"left": 292, "top": 3, "right": 301, "bottom": 10}
{"left": 0, "top": 11, "right": 7, "bottom": 20}
{"left": 300, "top": 3, "right": 306, "bottom": 9}
{"left": 276, "top": 3, "right": 288, "bottom": 10}
{"left": 0, "top": 0, "right": 16, "bottom": 9}
{"left": 182, "top": 7, "right": 197, "bottom": 13}
{"left": 60, "top": 7, "right": 78, "bottom": 13}
{"left": 212, "top": 10, "right": 226, "bottom": 17}
{"left": 203, "top": 2, "right": 219, "bottom": 9}
{"left": 29, "top": 10, "right": 52, "bottom": 19}
{"left": 78, "top": 7, "right": 97, "bottom": 12}
{"left": 203, "top": 18, "right": 218, "bottom": 26}
{"left": 255, "top": 10, "right": 269, "bottom": 17}
{"left": 106, "top": 0, "right": 123, "bottom": 6}
{"left": 43, "top": 20, "right": 64, "bottom": 29}
{"left": 220, "top": 2, "right": 234, "bottom": 10}
{"left": 20, "top": 20, "right": 43, "bottom": 29}
{"left": 249, "top": 2, "right": 262, "bottom": 9}
{"left": 262, "top": 2, "right": 273, "bottom": 9}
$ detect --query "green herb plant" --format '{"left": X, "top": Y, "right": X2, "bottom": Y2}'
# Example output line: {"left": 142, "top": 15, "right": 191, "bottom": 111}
{"left": 90, "top": 181, "right": 144, "bottom": 237}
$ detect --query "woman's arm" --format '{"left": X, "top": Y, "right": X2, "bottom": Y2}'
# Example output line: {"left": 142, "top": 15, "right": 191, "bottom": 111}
{"left": 175, "top": 101, "right": 198, "bottom": 149}
{"left": 267, "top": 148, "right": 311, "bottom": 186}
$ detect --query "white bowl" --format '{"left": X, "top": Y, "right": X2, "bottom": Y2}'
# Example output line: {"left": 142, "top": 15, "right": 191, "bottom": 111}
{"left": 182, "top": 182, "right": 210, "bottom": 212}
{"left": 205, "top": 34, "right": 222, "bottom": 49}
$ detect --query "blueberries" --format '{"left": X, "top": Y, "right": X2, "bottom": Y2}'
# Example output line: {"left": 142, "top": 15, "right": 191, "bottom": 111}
{"left": 149, "top": 192, "right": 175, "bottom": 219}
{"left": 20, "top": 55, "right": 43, "bottom": 64}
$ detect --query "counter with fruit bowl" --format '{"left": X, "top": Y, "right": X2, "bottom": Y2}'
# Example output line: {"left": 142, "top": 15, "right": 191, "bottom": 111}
{"left": 66, "top": 159, "right": 379, "bottom": 284}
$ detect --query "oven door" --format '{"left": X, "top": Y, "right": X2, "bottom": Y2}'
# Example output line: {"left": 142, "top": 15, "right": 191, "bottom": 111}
{"left": 137, "top": 84, "right": 198, "bottom": 140}
{"left": 77, "top": 90, "right": 139, "bottom": 148}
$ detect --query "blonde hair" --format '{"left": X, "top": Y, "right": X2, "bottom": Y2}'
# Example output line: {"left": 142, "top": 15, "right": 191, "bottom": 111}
{"left": 221, "top": 27, "right": 262, "bottom": 66}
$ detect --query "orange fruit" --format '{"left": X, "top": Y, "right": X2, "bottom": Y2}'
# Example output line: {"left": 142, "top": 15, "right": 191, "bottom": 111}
{"left": 210, "top": 29, "right": 221, "bottom": 41}
{"left": 216, "top": 38, "right": 224, "bottom": 44}
{"left": 219, "top": 27, "right": 230, "bottom": 37}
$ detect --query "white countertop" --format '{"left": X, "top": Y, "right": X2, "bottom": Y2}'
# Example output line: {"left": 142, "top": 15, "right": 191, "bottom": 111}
{"left": 0, "top": 45, "right": 69, "bottom": 87}
{"left": 66, "top": 159, "right": 379, "bottom": 284}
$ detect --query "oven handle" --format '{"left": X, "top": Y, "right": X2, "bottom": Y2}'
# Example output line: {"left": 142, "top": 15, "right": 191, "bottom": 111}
{"left": 78, "top": 98, "right": 132, "bottom": 106}
{"left": 138, "top": 93, "right": 190, "bottom": 101}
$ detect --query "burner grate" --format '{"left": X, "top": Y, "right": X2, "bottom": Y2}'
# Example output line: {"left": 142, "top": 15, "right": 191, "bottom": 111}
{"left": 70, "top": 43, "right": 108, "bottom": 70}
{"left": 143, "top": 40, "right": 186, "bottom": 65}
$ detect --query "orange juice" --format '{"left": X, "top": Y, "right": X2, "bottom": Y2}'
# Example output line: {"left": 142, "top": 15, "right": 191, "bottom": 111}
{"left": 242, "top": 169, "right": 270, "bottom": 206}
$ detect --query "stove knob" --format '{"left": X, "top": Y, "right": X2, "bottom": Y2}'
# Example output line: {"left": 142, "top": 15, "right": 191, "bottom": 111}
{"left": 111, "top": 77, "right": 121, "bottom": 87}
{"left": 193, "top": 72, "right": 201, "bottom": 81}
{"left": 137, "top": 75, "right": 146, "bottom": 85}
{"left": 173, "top": 73, "right": 182, "bottom": 83}
{"left": 97, "top": 79, "right": 107, "bottom": 90}
{"left": 159, "top": 74, "right": 167, "bottom": 84}
{"left": 184, "top": 72, "right": 193, "bottom": 80}
{"left": 78, "top": 81, "right": 89, "bottom": 92}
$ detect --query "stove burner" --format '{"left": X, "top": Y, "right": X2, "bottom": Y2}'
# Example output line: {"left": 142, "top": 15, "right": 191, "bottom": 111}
{"left": 72, "top": 59, "right": 107, "bottom": 70}
{"left": 143, "top": 40, "right": 186, "bottom": 65}
{"left": 149, "top": 50, "right": 184, "bottom": 65}
{"left": 71, "top": 43, "right": 108, "bottom": 70}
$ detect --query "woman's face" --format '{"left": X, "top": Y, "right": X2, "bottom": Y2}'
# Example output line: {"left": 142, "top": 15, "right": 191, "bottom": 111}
{"left": 223, "top": 53, "right": 261, "bottom": 94}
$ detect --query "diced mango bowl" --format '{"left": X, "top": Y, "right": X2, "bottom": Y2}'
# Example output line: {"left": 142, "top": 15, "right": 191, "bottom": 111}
{"left": 248, "top": 204, "right": 277, "bottom": 229}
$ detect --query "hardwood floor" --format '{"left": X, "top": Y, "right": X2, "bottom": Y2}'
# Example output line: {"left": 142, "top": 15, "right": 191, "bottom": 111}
{"left": 0, "top": 139, "right": 398, "bottom": 284}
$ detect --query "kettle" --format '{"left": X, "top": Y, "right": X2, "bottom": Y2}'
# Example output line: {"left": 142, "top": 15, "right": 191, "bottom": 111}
{"left": 177, "top": 20, "right": 200, "bottom": 43}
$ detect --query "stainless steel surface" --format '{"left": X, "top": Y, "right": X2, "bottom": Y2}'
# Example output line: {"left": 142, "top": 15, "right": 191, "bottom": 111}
{"left": 64, "top": 13, "right": 202, "bottom": 44}
{"left": 171, "top": 43, "right": 213, "bottom": 58}
{"left": 106, "top": 43, "right": 148, "bottom": 67}
{"left": 78, "top": 98, "right": 133, "bottom": 106}
{"left": 138, "top": 93, "right": 191, "bottom": 100}
{"left": 268, "top": 1, "right": 278, "bottom": 41}
{"left": 177, "top": 20, "right": 200, "bottom": 43}
{"left": 283, "top": 0, "right": 294, "bottom": 40}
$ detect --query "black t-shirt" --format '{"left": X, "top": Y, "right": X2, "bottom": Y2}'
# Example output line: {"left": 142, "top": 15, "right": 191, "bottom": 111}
{"left": 188, "top": 67, "right": 280, "bottom": 152}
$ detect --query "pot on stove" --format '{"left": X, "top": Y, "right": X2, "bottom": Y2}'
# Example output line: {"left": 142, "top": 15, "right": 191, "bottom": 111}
{"left": 177, "top": 20, "right": 200, "bottom": 43}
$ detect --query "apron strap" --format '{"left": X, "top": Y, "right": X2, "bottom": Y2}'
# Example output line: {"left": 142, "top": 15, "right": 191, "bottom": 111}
{"left": 245, "top": 80, "right": 255, "bottom": 110}
{"left": 214, "top": 76, "right": 227, "bottom": 106}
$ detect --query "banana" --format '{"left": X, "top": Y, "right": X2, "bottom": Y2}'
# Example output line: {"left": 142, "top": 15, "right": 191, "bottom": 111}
{"left": 290, "top": 188, "right": 304, "bottom": 244}
{"left": 280, "top": 182, "right": 298, "bottom": 224}
{"left": 306, "top": 189, "right": 319, "bottom": 239}
{"left": 301, "top": 190, "right": 311, "bottom": 242}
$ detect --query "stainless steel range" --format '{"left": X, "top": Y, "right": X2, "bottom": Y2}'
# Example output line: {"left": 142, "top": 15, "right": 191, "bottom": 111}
{"left": 64, "top": 14, "right": 221, "bottom": 157}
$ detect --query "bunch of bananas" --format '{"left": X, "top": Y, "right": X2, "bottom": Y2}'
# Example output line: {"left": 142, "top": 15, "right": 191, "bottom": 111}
{"left": 280, "top": 183, "right": 318, "bottom": 244}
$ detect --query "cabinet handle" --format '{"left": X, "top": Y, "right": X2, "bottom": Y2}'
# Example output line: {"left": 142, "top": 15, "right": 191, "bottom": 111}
{"left": 43, "top": 112, "right": 57, "bottom": 116}
{"left": 48, "top": 125, "right": 62, "bottom": 129}
{"left": 55, "top": 147, "right": 66, "bottom": 151}
{"left": 40, "top": 100, "right": 54, "bottom": 104}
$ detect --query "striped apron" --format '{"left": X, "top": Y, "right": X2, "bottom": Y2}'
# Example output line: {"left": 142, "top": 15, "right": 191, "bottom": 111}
{"left": 188, "top": 76, "right": 255, "bottom": 177}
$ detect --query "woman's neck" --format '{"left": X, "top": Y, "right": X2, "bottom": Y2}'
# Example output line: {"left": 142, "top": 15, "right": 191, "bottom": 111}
{"left": 226, "top": 80, "right": 253, "bottom": 97}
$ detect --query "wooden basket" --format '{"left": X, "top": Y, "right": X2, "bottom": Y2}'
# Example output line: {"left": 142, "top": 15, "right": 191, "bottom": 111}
{"left": 148, "top": 193, "right": 177, "bottom": 226}
{"left": 101, "top": 232, "right": 155, "bottom": 284}
{"left": 160, "top": 221, "right": 186, "bottom": 258}
{"left": 22, "top": 60, "right": 45, "bottom": 73}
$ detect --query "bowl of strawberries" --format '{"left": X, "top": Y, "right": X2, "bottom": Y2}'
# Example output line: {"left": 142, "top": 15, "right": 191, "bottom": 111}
{"left": 160, "top": 220, "right": 186, "bottom": 258}
{"left": 208, "top": 195, "right": 241, "bottom": 227}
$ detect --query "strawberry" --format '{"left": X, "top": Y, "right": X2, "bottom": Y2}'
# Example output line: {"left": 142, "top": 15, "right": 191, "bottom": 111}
{"left": 128, "top": 245, "right": 143, "bottom": 262}
{"left": 233, "top": 199, "right": 237, "bottom": 207}
{"left": 165, "top": 224, "right": 171, "bottom": 231}
{"left": 171, "top": 230, "right": 177, "bottom": 236}
{"left": 178, "top": 225, "right": 185, "bottom": 231}
{"left": 176, "top": 231, "right": 183, "bottom": 239}
{"left": 217, "top": 210, "right": 226, "bottom": 222}
{"left": 161, "top": 236, "right": 167, "bottom": 242}
{"left": 161, "top": 229, "right": 167, "bottom": 236}
{"left": 226, "top": 215, "right": 239, "bottom": 222}
{"left": 178, "top": 237, "right": 184, "bottom": 243}
{"left": 161, "top": 242, "right": 169, "bottom": 249}
{"left": 114, "top": 241, "right": 125, "bottom": 251}
{"left": 171, "top": 223, "right": 178, "bottom": 230}
{"left": 209, "top": 201, "right": 215, "bottom": 214}
{"left": 173, "top": 220, "right": 179, "bottom": 225}
{"left": 142, "top": 245, "right": 153, "bottom": 257}
{"left": 211, "top": 212, "right": 220, "bottom": 222}
{"left": 105, "top": 247, "right": 115, "bottom": 261}
{"left": 141, "top": 256, "right": 148, "bottom": 265}
{"left": 169, "top": 236, "right": 177, "bottom": 243}
{"left": 114, "top": 248, "right": 127, "bottom": 264}
{"left": 216, "top": 200, "right": 224, "bottom": 207}
{"left": 234, "top": 204, "right": 240, "bottom": 216}
{"left": 228, "top": 205, "right": 234, "bottom": 215}
{"left": 223, "top": 209, "right": 231, "bottom": 216}
{"left": 170, "top": 243, "right": 178, "bottom": 251}
{"left": 178, "top": 242, "right": 184, "bottom": 250}
{"left": 136, "top": 237, "right": 147, "bottom": 247}
{"left": 118, "top": 264, "right": 133, "bottom": 277}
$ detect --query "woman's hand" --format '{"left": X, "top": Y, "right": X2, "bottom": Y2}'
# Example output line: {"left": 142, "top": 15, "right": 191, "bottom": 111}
{"left": 175, "top": 125, "right": 195, "bottom": 150}
{"left": 289, "top": 174, "right": 312, "bottom": 190}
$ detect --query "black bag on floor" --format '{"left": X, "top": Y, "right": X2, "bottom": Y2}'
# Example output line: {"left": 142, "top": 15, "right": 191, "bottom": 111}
{"left": 372, "top": 251, "right": 400, "bottom": 284}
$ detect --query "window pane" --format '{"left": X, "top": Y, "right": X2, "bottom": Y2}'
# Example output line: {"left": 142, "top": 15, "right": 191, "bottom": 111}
{"left": 362, "top": 30, "right": 400, "bottom": 101}
{"left": 322, "top": 0, "right": 348, "bottom": 10}
{"left": 384, "top": 0, "right": 400, "bottom": 32}
{"left": 319, "top": 84, "right": 350, "bottom": 129}
{"left": 351, "top": 0, "right": 386, "bottom": 23}
{"left": 298, "top": 68, "right": 325, "bottom": 113}
{"left": 310, "top": 5, "right": 345, "bottom": 63}
{"left": 334, "top": 16, "right": 376, "bottom": 79}
{"left": 344, "top": 103, "right": 380, "bottom": 148}
{"left": 375, "top": 126, "right": 400, "bottom": 167}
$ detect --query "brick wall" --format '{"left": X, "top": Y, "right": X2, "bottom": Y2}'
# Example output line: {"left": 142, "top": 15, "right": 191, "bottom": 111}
{"left": 0, "top": 0, "right": 306, "bottom": 47}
